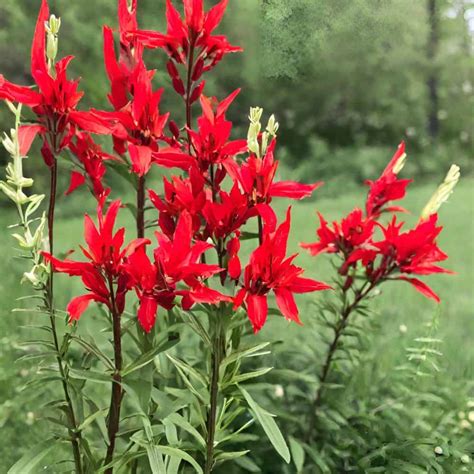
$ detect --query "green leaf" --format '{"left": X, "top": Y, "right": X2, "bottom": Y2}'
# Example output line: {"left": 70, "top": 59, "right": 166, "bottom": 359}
{"left": 289, "top": 436, "right": 305, "bottom": 473}
{"left": 69, "top": 368, "right": 111, "bottom": 384}
{"left": 156, "top": 446, "right": 203, "bottom": 474}
{"left": 8, "top": 438, "right": 56, "bottom": 474}
{"left": 165, "top": 413, "right": 206, "bottom": 448}
{"left": 122, "top": 334, "right": 179, "bottom": 376}
{"left": 239, "top": 387, "right": 290, "bottom": 463}
{"left": 231, "top": 367, "right": 273, "bottom": 385}
{"left": 77, "top": 408, "right": 108, "bottom": 432}
{"left": 146, "top": 445, "right": 166, "bottom": 474}
{"left": 234, "top": 455, "right": 261, "bottom": 472}
{"left": 215, "top": 450, "right": 250, "bottom": 462}
{"left": 221, "top": 343, "right": 271, "bottom": 369}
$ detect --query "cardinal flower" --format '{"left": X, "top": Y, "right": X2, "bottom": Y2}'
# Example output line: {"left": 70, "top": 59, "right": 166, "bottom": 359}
{"left": 102, "top": 0, "right": 145, "bottom": 111}
{"left": 0, "top": 0, "right": 114, "bottom": 166}
{"left": 149, "top": 165, "right": 208, "bottom": 238}
{"left": 234, "top": 208, "right": 331, "bottom": 333}
{"left": 133, "top": 0, "right": 241, "bottom": 74}
{"left": 123, "top": 211, "right": 229, "bottom": 332}
{"left": 365, "top": 142, "right": 412, "bottom": 218}
{"left": 373, "top": 214, "right": 450, "bottom": 301}
{"left": 301, "top": 208, "right": 375, "bottom": 258}
{"left": 224, "top": 138, "right": 321, "bottom": 206}
{"left": 66, "top": 132, "right": 117, "bottom": 199}
{"left": 42, "top": 198, "right": 149, "bottom": 321}
{"left": 187, "top": 90, "right": 248, "bottom": 174}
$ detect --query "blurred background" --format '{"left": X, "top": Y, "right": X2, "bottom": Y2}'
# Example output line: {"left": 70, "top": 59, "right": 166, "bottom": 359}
{"left": 0, "top": 0, "right": 472, "bottom": 192}
{"left": 0, "top": 0, "right": 473, "bottom": 470}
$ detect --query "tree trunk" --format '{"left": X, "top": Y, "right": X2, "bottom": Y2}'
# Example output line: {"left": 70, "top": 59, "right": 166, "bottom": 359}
{"left": 427, "top": 0, "right": 440, "bottom": 142}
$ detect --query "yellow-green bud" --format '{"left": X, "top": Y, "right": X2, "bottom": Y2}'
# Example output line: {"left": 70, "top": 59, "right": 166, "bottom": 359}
{"left": 249, "top": 107, "right": 263, "bottom": 124}
{"left": 45, "top": 15, "right": 61, "bottom": 66}
{"left": 421, "top": 164, "right": 461, "bottom": 220}
{"left": 266, "top": 114, "right": 279, "bottom": 137}
{"left": 393, "top": 152, "right": 407, "bottom": 175}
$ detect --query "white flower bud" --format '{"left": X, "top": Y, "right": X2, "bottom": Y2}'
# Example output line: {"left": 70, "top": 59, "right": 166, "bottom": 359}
{"left": 421, "top": 165, "right": 460, "bottom": 220}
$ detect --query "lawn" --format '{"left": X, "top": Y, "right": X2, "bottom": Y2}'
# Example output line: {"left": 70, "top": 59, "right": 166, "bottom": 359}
{"left": 0, "top": 177, "right": 472, "bottom": 471}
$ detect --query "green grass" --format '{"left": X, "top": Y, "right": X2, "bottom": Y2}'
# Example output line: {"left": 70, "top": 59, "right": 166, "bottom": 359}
{"left": 0, "top": 177, "right": 472, "bottom": 470}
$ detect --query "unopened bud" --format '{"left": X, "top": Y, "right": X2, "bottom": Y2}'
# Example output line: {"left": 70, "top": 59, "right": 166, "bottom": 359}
{"left": 45, "top": 15, "right": 61, "bottom": 66}
{"left": 266, "top": 114, "right": 279, "bottom": 137}
{"left": 421, "top": 164, "right": 460, "bottom": 220}
{"left": 393, "top": 152, "right": 406, "bottom": 174}
{"left": 249, "top": 107, "right": 263, "bottom": 124}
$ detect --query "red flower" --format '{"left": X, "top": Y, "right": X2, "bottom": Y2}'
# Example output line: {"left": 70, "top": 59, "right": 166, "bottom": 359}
{"left": 42, "top": 198, "right": 149, "bottom": 321}
{"left": 66, "top": 132, "right": 116, "bottom": 199}
{"left": 234, "top": 208, "right": 331, "bottom": 333}
{"left": 365, "top": 142, "right": 412, "bottom": 218}
{"left": 97, "top": 60, "right": 169, "bottom": 153}
{"left": 0, "top": 0, "right": 113, "bottom": 165}
{"left": 188, "top": 90, "right": 248, "bottom": 173}
{"left": 102, "top": 0, "right": 144, "bottom": 111}
{"left": 202, "top": 184, "right": 255, "bottom": 241}
{"left": 301, "top": 208, "right": 375, "bottom": 258}
{"left": 149, "top": 165, "right": 208, "bottom": 238}
{"left": 340, "top": 214, "right": 450, "bottom": 302}
{"left": 224, "top": 138, "right": 321, "bottom": 205}
{"left": 123, "top": 211, "right": 229, "bottom": 332}
{"left": 133, "top": 0, "right": 241, "bottom": 73}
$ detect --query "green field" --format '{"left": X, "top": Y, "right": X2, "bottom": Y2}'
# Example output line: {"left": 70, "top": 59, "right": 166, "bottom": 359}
{"left": 0, "top": 178, "right": 472, "bottom": 470}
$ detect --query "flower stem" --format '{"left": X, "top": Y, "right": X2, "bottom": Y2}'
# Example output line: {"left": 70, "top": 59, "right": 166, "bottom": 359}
{"left": 104, "top": 276, "right": 123, "bottom": 473}
{"left": 185, "top": 37, "right": 197, "bottom": 152}
{"left": 136, "top": 174, "right": 146, "bottom": 238}
{"left": 306, "top": 283, "right": 375, "bottom": 442}
{"left": 205, "top": 314, "right": 225, "bottom": 473}
{"left": 46, "top": 159, "right": 83, "bottom": 474}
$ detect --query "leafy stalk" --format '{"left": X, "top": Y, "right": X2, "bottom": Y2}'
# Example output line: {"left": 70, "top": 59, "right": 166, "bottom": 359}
{"left": 205, "top": 312, "right": 226, "bottom": 473}
{"left": 306, "top": 281, "right": 376, "bottom": 442}
{"left": 104, "top": 276, "right": 124, "bottom": 472}
{"left": 46, "top": 142, "right": 84, "bottom": 474}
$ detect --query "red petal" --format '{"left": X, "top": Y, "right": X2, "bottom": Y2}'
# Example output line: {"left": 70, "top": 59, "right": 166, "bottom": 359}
{"left": 274, "top": 287, "right": 300, "bottom": 324}
{"left": 204, "top": 0, "right": 228, "bottom": 33}
{"left": 397, "top": 276, "right": 440, "bottom": 303}
{"left": 138, "top": 296, "right": 158, "bottom": 333}
{"left": 289, "top": 277, "right": 332, "bottom": 293}
{"left": 65, "top": 171, "right": 86, "bottom": 195}
{"left": 30, "top": 0, "right": 49, "bottom": 84}
{"left": 152, "top": 149, "right": 194, "bottom": 170}
{"left": 18, "top": 125, "right": 43, "bottom": 156}
{"left": 269, "top": 181, "right": 323, "bottom": 200}
{"left": 246, "top": 293, "right": 268, "bottom": 333}
{"left": 69, "top": 111, "right": 114, "bottom": 135}
{"left": 67, "top": 294, "right": 98, "bottom": 322}
{"left": 129, "top": 144, "right": 152, "bottom": 176}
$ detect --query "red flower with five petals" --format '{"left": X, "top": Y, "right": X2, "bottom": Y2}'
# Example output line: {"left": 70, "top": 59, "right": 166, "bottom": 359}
{"left": 123, "top": 211, "right": 229, "bottom": 332}
{"left": 234, "top": 208, "right": 331, "bottom": 333}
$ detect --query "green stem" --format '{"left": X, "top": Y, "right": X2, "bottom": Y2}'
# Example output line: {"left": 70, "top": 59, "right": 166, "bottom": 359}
{"left": 104, "top": 276, "right": 123, "bottom": 473}
{"left": 205, "top": 313, "right": 225, "bottom": 473}
{"left": 46, "top": 159, "right": 83, "bottom": 474}
{"left": 136, "top": 174, "right": 146, "bottom": 239}
{"left": 305, "top": 282, "right": 375, "bottom": 442}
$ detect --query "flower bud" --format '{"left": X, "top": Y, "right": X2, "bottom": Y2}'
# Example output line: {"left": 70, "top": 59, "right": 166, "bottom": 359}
{"left": 266, "top": 114, "right": 279, "bottom": 137}
{"left": 392, "top": 152, "right": 406, "bottom": 174}
{"left": 249, "top": 107, "right": 263, "bottom": 124}
{"left": 45, "top": 15, "right": 61, "bottom": 65}
{"left": 421, "top": 164, "right": 460, "bottom": 220}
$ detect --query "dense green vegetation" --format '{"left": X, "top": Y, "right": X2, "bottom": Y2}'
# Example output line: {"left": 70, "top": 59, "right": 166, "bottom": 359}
{"left": 0, "top": 178, "right": 472, "bottom": 470}
{"left": 0, "top": 0, "right": 472, "bottom": 471}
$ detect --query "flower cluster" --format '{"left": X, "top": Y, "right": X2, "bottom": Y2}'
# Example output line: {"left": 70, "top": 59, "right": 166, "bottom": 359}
{"left": 302, "top": 142, "right": 459, "bottom": 302}
{"left": 0, "top": 0, "right": 329, "bottom": 334}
